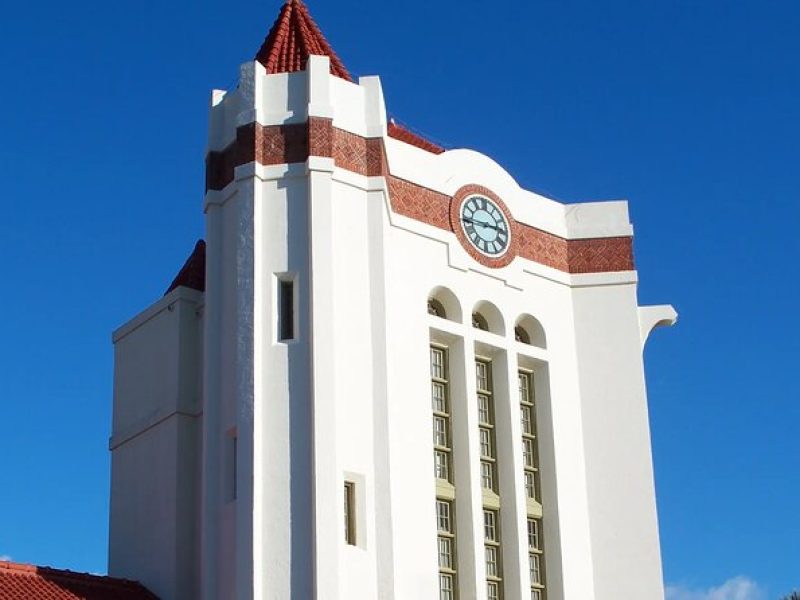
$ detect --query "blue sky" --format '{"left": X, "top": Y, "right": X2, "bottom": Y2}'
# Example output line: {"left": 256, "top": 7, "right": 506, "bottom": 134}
{"left": 0, "top": 0, "right": 797, "bottom": 597}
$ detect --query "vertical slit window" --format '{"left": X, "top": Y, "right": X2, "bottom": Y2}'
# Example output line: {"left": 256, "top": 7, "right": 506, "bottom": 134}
{"left": 278, "top": 276, "right": 295, "bottom": 341}
{"left": 344, "top": 481, "right": 356, "bottom": 545}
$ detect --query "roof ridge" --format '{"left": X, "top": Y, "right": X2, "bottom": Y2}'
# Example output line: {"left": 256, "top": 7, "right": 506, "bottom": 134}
{"left": 387, "top": 119, "right": 446, "bottom": 155}
{"left": 255, "top": 0, "right": 352, "bottom": 81}
{"left": 0, "top": 560, "right": 148, "bottom": 589}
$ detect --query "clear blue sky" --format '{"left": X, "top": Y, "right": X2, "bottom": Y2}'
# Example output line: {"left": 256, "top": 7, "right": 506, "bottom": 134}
{"left": 0, "top": 0, "right": 797, "bottom": 597}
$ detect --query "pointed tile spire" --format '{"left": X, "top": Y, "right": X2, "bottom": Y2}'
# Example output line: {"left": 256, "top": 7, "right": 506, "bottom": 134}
{"left": 255, "top": 0, "right": 352, "bottom": 81}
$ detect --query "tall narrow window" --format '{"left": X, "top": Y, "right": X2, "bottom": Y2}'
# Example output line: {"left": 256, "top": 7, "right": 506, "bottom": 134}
{"left": 476, "top": 359, "right": 496, "bottom": 492}
{"left": 519, "top": 371, "right": 539, "bottom": 503}
{"left": 344, "top": 481, "right": 356, "bottom": 545}
{"left": 477, "top": 357, "right": 503, "bottom": 598}
{"left": 278, "top": 277, "right": 295, "bottom": 341}
{"left": 528, "top": 518, "right": 546, "bottom": 599}
{"left": 432, "top": 345, "right": 457, "bottom": 598}
{"left": 437, "top": 499, "right": 457, "bottom": 600}
{"left": 431, "top": 347, "right": 452, "bottom": 484}
{"left": 484, "top": 509, "right": 503, "bottom": 600}
{"left": 520, "top": 370, "right": 547, "bottom": 598}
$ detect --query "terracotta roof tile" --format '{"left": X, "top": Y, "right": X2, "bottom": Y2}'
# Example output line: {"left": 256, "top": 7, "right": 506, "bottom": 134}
{"left": 165, "top": 239, "right": 206, "bottom": 295}
{"left": 387, "top": 120, "right": 446, "bottom": 154}
{"left": 0, "top": 561, "right": 158, "bottom": 600}
{"left": 255, "top": 0, "right": 352, "bottom": 81}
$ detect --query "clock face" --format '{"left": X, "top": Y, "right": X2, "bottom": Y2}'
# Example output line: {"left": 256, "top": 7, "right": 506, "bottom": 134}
{"left": 459, "top": 195, "right": 511, "bottom": 256}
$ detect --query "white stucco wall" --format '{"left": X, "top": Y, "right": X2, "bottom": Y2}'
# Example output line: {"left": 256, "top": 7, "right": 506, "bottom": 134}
{"left": 125, "top": 54, "right": 673, "bottom": 600}
{"left": 109, "top": 287, "right": 203, "bottom": 600}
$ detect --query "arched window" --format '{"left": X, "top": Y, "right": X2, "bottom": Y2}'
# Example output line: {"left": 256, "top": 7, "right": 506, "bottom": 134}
{"left": 471, "top": 301, "right": 505, "bottom": 335}
{"left": 472, "top": 312, "right": 489, "bottom": 331}
{"left": 428, "top": 298, "right": 447, "bottom": 318}
{"left": 515, "top": 314, "right": 547, "bottom": 349}
{"left": 427, "top": 287, "right": 462, "bottom": 323}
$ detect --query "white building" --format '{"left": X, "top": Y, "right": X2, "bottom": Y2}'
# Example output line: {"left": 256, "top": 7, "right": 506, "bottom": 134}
{"left": 108, "top": 1, "right": 677, "bottom": 599}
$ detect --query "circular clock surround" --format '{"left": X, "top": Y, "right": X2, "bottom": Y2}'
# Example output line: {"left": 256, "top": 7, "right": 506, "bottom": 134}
{"left": 449, "top": 185, "right": 518, "bottom": 268}
{"left": 459, "top": 194, "right": 511, "bottom": 257}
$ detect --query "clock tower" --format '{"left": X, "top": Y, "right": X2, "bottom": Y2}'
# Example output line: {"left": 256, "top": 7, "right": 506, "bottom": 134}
{"left": 108, "top": 1, "right": 676, "bottom": 599}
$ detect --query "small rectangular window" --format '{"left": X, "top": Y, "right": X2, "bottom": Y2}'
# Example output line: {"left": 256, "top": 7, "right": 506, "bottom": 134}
{"left": 436, "top": 500, "right": 452, "bottom": 533}
{"left": 439, "top": 573, "right": 454, "bottom": 600}
{"left": 487, "top": 581, "right": 500, "bottom": 600}
{"left": 530, "top": 554, "right": 542, "bottom": 584}
{"left": 527, "top": 519, "right": 540, "bottom": 551}
{"left": 485, "top": 546, "right": 499, "bottom": 577}
{"left": 438, "top": 537, "right": 453, "bottom": 569}
{"left": 481, "top": 461, "right": 495, "bottom": 491}
{"left": 434, "top": 450, "right": 450, "bottom": 481}
{"left": 483, "top": 510, "right": 497, "bottom": 542}
{"left": 432, "top": 382, "right": 447, "bottom": 413}
{"left": 344, "top": 481, "right": 356, "bottom": 545}
{"left": 278, "top": 277, "right": 295, "bottom": 341}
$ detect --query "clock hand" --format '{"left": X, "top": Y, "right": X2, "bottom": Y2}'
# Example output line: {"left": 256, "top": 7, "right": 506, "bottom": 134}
{"left": 462, "top": 216, "right": 501, "bottom": 232}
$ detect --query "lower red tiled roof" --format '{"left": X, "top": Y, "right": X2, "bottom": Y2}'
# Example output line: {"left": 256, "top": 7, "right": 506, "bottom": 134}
{"left": 0, "top": 561, "right": 158, "bottom": 600}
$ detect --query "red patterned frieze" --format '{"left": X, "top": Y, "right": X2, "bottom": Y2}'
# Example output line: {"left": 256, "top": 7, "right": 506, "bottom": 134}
{"left": 388, "top": 176, "right": 450, "bottom": 230}
{"left": 204, "top": 118, "right": 635, "bottom": 274}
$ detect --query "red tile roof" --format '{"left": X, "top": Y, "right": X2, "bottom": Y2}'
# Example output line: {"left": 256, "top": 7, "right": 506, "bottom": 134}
{"left": 0, "top": 561, "right": 158, "bottom": 600}
{"left": 387, "top": 120, "right": 446, "bottom": 154}
{"left": 165, "top": 239, "right": 206, "bottom": 295}
{"left": 255, "top": 0, "right": 352, "bottom": 81}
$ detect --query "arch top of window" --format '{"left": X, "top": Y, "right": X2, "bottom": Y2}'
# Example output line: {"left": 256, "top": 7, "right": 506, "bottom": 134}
{"left": 427, "top": 286, "right": 462, "bottom": 323}
{"left": 515, "top": 314, "right": 546, "bottom": 349}
{"left": 428, "top": 298, "right": 447, "bottom": 318}
{"left": 471, "top": 301, "right": 505, "bottom": 336}
{"left": 472, "top": 312, "right": 489, "bottom": 331}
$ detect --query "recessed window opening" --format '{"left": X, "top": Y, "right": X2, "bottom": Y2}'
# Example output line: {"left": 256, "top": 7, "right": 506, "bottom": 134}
{"left": 344, "top": 481, "right": 356, "bottom": 545}
{"left": 428, "top": 298, "right": 447, "bottom": 318}
{"left": 515, "top": 314, "right": 546, "bottom": 349}
{"left": 484, "top": 508, "right": 503, "bottom": 599}
{"left": 472, "top": 312, "right": 489, "bottom": 331}
{"left": 437, "top": 499, "right": 457, "bottom": 599}
{"left": 278, "top": 275, "right": 295, "bottom": 341}
{"left": 476, "top": 359, "right": 497, "bottom": 493}
{"left": 520, "top": 368, "right": 547, "bottom": 598}
{"left": 472, "top": 300, "right": 505, "bottom": 335}
{"left": 427, "top": 286, "right": 462, "bottom": 323}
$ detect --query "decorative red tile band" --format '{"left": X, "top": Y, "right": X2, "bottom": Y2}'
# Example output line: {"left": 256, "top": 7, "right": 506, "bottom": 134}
{"left": 205, "top": 120, "right": 634, "bottom": 273}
